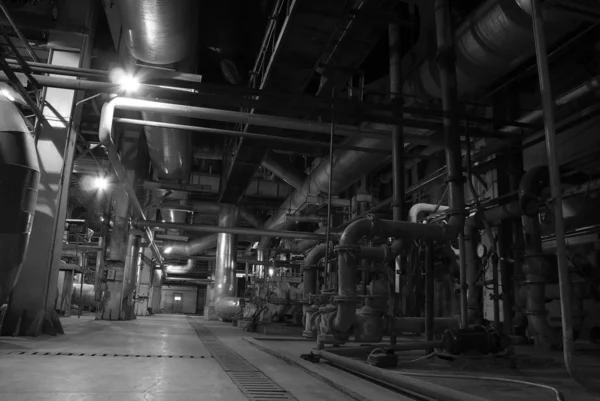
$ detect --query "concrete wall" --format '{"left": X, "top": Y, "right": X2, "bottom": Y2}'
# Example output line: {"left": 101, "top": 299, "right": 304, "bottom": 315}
{"left": 160, "top": 286, "right": 197, "bottom": 314}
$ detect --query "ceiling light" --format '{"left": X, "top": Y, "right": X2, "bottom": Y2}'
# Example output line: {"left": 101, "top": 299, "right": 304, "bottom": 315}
{"left": 164, "top": 246, "right": 173, "bottom": 254}
{"left": 268, "top": 268, "right": 274, "bottom": 277}
{"left": 118, "top": 74, "right": 140, "bottom": 92}
{"left": 93, "top": 176, "right": 108, "bottom": 191}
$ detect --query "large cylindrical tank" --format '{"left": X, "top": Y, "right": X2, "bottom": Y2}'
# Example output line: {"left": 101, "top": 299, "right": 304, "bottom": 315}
{"left": 71, "top": 284, "right": 96, "bottom": 307}
{"left": 0, "top": 96, "right": 40, "bottom": 304}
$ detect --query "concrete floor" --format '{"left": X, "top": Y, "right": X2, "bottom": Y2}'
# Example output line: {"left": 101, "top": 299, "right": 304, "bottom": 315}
{"left": 0, "top": 314, "right": 363, "bottom": 401}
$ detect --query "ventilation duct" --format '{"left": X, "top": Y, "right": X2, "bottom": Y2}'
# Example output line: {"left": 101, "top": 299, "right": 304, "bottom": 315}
{"left": 261, "top": 0, "right": 578, "bottom": 237}
{"left": 0, "top": 96, "right": 40, "bottom": 304}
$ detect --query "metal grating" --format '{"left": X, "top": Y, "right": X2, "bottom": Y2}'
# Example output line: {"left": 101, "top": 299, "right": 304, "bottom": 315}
{"left": 188, "top": 318, "right": 297, "bottom": 401}
{"left": 0, "top": 350, "right": 204, "bottom": 359}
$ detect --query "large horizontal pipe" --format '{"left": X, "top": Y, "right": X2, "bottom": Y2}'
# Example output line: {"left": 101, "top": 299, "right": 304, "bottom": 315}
{"left": 115, "top": 117, "right": 394, "bottom": 154}
{"left": 314, "top": 350, "right": 486, "bottom": 401}
{"left": 107, "top": 98, "right": 434, "bottom": 143}
{"left": 134, "top": 220, "right": 338, "bottom": 241}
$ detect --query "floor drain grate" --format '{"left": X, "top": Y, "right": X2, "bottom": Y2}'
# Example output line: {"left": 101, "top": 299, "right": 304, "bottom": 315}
{"left": 0, "top": 350, "right": 203, "bottom": 359}
{"left": 188, "top": 318, "right": 297, "bottom": 401}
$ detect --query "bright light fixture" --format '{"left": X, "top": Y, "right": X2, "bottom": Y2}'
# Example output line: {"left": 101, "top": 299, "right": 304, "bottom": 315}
{"left": 268, "top": 268, "right": 274, "bottom": 277}
{"left": 93, "top": 176, "right": 108, "bottom": 191}
{"left": 0, "top": 89, "right": 15, "bottom": 102}
{"left": 118, "top": 74, "right": 140, "bottom": 92}
{"left": 164, "top": 246, "right": 173, "bottom": 254}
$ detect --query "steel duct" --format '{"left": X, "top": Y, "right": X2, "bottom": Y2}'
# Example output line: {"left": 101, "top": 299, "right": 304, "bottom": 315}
{"left": 405, "top": 0, "right": 579, "bottom": 99}
{"left": 118, "top": 0, "right": 197, "bottom": 215}
{"left": 0, "top": 97, "right": 40, "bottom": 305}
{"left": 261, "top": 0, "right": 578, "bottom": 241}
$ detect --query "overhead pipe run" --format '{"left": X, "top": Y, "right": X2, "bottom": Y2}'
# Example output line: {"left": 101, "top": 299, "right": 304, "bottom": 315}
{"left": 135, "top": 220, "right": 338, "bottom": 241}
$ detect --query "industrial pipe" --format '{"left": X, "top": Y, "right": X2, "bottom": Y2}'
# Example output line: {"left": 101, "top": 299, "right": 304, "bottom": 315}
{"left": 262, "top": 153, "right": 305, "bottom": 190}
{"left": 313, "top": 350, "right": 486, "bottom": 401}
{"left": 102, "top": 97, "right": 427, "bottom": 143}
{"left": 323, "top": 215, "right": 458, "bottom": 338}
{"left": 302, "top": 244, "right": 329, "bottom": 299}
{"left": 161, "top": 200, "right": 264, "bottom": 229}
{"left": 519, "top": 166, "right": 559, "bottom": 348}
{"left": 409, "top": 203, "right": 450, "bottom": 223}
{"left": 214, "top": 204, "right": 240, "bottom": 321}
{"left": 134, "top": 220, "right": 337, "bottom": 241}
{"left": 98, "top": 100, "right": 162, "bottom": 264}
{"left": 0, "top": 97, "right": 40, "bottom": 305}
{"left": 464, "top": 226, "right": 481, "bottom": 323}
{"left": 434, "top": 0, "right": 467, "bottom": 329}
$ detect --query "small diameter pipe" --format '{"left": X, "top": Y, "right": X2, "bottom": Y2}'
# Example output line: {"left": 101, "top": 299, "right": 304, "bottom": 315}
{"left": 531, "top": 0, "right": 574, "bottom": 375}
{"left": 326, "top": 341, "right": 442, "bottom": 356}
{"left": 425, "top": 241, "right": 434, "bottom": 351}
{"left": 314, "top": 350, "right": 487, "bottom": 401}
{"left": 134, "top": 220, "right": 336, "bottom": 241}
{"left": 323, "top": 96, "right": 336, "bottom": 297}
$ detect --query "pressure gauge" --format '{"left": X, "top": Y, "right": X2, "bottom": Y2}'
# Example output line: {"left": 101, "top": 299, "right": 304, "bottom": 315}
{"left": 477, "top": 243, "right": 487, "bottom": 258}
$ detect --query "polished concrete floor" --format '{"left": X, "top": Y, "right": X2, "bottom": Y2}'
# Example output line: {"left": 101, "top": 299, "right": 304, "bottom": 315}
{"left": 0, "top": 314, "right": 356, "bottom": 401}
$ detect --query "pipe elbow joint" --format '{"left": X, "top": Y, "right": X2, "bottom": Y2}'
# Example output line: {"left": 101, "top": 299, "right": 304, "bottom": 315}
{"left": 214, "top": 296, "right": 242, "bottom": 322}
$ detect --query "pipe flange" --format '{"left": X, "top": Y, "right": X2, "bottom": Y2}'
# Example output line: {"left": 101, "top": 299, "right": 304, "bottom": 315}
{"left": 335, "top": 244, "right": 360, "bottom": 254}
{"left": 333, "top": 295, "right": 361, "bottom": 305}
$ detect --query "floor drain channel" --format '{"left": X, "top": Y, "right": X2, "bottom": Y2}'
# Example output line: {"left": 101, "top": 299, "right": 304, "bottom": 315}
{"left": 0, "top": 350, "right": 201, "bottom": 359}
{"left": 187, "top": 318, "right": 297, "bottom": 401}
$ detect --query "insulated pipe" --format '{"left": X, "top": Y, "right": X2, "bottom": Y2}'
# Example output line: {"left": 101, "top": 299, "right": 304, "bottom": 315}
{"left": 0, "top": 97, "right": 40, "bottom": 305}
{"left": 214, "top": 204, "right": 239, "bottom": 321}
{"left": 107, "top": 177, "right": 131, "bottom": 261}
{"left": 519, "top": 166, "right": 559, "bottom": 348}
{"left": 117, "top": 0, "right": 197, "bottom": 65}
{"left": 409, "top": 203, "right": 450, "bottom": 223}
{"left": 134, "top": 220, "right": 336, "bottom": 241}
{"left": 313, "top": 350, "right": 486, "bottom": 401}
{"left": 161, "top": 200, "right": 264, "bottom": 229}
{"left": 464, "top": 226, "right": 481, "bottom": 324}
{"left": 164, "top": 234, "right": 218, "bottom": 258}
{"left": 261, "top": 153, "right": 305, "bottom": 190}
{"left": 122, "top": 234, "right": 141, "bottom": 299}
{"left": 303, "top": 244, "right": 329, "bottom": 299}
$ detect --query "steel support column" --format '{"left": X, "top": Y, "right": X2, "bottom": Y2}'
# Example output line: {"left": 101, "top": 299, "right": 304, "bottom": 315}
{"left": 2, "top": 1, "right": 96, "bottom": 336}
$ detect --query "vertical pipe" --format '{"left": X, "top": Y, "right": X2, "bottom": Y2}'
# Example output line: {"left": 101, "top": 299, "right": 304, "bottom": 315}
{"left": 491, "top": 252, "right": 500, "bottom": 327}
{"left": 389, "top": 23, "right": 405, "bottom": 222}
{"left": 215, "top": 204, "right": 239, "bottom": 300}
{"left": 464, "top": 226, "right": 479, "bottom": 323}
{"left": 435, "top": 0, "right": 467, "bottom": 328}
{"left": 389, "top": 21, "right": 404, "bottom": 346}
{"left": 531, "top": 0, "right": 574, "bottom": 374}
{"left": 323, "top": 93, "right": 335, "bottom": 298}
{"left": 498, "top": 223, "right": 513, "bottom": 334}
{"left": 425, "top": 241, "right": 434, "bottom": 352}
{"left": 458, "top": 230, "right": 468, "bottom": 328}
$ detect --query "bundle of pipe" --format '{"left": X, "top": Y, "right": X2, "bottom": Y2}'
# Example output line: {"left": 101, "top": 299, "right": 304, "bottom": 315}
{"left": 162, "top": 201, "right": 264, "bottom": 257}
{"left": 0, "top": 96, "right": 40, "bottom": 305}
{"left": 259, "top": 0, "right": 579, "bottom": 247}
